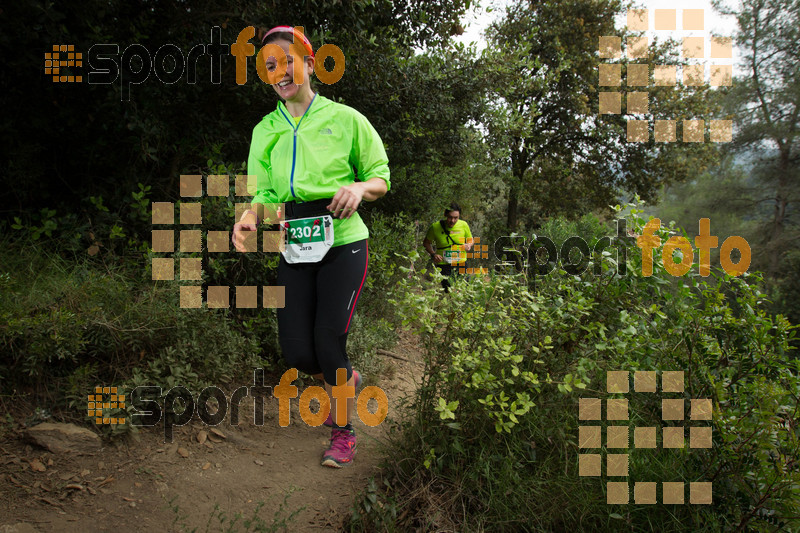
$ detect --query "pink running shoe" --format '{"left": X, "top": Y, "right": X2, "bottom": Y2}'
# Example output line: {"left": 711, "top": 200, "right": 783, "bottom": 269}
{"left": 322, "top": 370, "right": 361, "bottom": 427}
{"left": 321, "top": 427, "right": 357, "bottom": 468}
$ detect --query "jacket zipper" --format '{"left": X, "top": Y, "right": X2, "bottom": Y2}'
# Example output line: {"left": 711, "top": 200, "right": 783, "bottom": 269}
{"left": 278, "top": 94, "right": 316, "bottom": 199}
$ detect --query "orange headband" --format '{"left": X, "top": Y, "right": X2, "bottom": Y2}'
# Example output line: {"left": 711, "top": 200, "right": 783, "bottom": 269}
{"left": 262, "top": 26, "right": 315, "bottom": 58}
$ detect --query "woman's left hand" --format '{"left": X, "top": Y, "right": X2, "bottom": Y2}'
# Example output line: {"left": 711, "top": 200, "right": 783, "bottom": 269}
{"left": 327, "top": 183, "right": 365, "bottom": 219}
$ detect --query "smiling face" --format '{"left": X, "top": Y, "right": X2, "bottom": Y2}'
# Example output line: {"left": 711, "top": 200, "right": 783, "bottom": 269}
{"left": 264, "top": 38, "right": 315, "bottom": 104}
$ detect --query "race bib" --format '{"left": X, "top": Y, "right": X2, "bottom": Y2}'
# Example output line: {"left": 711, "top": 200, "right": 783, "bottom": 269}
{"left": 282, "top": 215, "right": 334, "bottom": 264}
{"left": 444, "top": 247, "right": 463, "bottom": 264}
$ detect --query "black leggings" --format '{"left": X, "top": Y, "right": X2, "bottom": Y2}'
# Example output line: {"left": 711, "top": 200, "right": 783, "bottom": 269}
{"left": 276, "top": 239, "right": 368, "bottom": 385}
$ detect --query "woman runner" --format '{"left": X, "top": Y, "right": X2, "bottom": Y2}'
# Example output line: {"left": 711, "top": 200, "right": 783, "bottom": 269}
{"left": 232, "top": 26, "right": 390, "bottom": 468}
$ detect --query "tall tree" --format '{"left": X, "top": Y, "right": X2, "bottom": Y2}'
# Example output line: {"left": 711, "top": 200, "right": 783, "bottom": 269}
{"left": 715, "top": 0, "right": 800, "bottom": 277}
{"left": 483, "top": 0, "right": 721, "bottom": 231}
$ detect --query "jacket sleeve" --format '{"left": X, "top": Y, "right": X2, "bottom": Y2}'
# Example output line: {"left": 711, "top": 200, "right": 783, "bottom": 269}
{"left": 349, "top": 111, "right": 391, "bottom": 190}
{"left": 248, "top": 123, "right": 280, "bottom": 218}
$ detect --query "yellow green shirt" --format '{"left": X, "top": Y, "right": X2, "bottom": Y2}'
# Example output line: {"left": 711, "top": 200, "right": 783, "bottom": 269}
{"left": 425, "top": 219, "right": 473, "bottom": 266}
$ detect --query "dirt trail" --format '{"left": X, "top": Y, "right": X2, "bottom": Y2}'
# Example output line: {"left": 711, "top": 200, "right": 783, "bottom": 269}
{"left": 0, "top": 335, "right": 422, "bottom": 532}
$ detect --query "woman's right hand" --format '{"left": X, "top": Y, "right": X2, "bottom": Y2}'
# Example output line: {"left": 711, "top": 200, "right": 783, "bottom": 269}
{"left": 232, "top": 212, "right": 258, "bottom": 252}
{"left": 432, "top": 253, "right": 444, "bottom": 264}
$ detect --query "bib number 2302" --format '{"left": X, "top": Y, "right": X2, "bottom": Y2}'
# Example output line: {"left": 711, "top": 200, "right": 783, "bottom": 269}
{"left": 282, "top": 215, "right": 334, "bottom": 264}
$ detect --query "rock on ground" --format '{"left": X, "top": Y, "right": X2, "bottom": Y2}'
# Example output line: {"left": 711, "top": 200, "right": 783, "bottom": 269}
{"left": 24, "top": 423, "right": 101, "bottom": 454}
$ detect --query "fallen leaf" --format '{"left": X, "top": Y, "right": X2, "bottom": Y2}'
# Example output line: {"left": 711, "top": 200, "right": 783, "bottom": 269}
{"left": 202, "top": 462, "right": 211, "bottom": 470}
{"left": 65, "top": 483, "right": 84, "bottom": 491}
{"left": 254, "top": 460, "right": 264, "bottom": 466}
{"left": 196, "top": 430, "right": 208, "bottom": 444}
{"left": 209, "top": 428, "right": 226, "bottom": 439}
{"left": 30, "top": 459, "right": 46, "bottom": 472}
{"left": 38, "top": 496, "right": 63, "bottom": 508}
{"left": 177, "top": 447, "right": 189, "bottom": 458}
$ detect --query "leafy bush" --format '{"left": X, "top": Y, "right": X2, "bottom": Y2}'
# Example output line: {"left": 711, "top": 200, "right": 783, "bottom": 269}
{"left": 349, "top": 204, "right": 799, "bottom": 532}
{"left": 342, "top": 314, "right": 396, "bottom": 384}
{"left": 0, "top": 174, "right": 411, "bottom": 436}
{"left": 0, "top": 238, "right": 265, "bottom": 437}
{"left": 360, "top": 210, "right": 423, "bottom": 318}
{"left": 536, "top": 212, "right": 611, "bottom": 250}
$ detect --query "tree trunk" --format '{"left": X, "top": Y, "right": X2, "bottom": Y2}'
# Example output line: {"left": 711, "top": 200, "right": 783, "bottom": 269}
{"left": 507, "top": 185, "right": 519, "bottom": 232}
{"left": 507, "top": 140, "right": 529, "bottom": 232}
{"left": 768, "top": 149, "right": 790, "bottom": 277}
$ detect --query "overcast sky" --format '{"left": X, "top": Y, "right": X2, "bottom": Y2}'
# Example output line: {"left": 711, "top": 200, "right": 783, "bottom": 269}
{"left": 454, "top": 0, "right": 741, "bottom": 74}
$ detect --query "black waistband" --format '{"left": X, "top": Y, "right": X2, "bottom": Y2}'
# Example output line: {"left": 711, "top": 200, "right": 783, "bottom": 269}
{"left": 283, "top": 198, "right": 333, "bottom": 220}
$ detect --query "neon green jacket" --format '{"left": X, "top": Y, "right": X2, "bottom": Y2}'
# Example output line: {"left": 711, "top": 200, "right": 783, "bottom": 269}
{"left": 248, "top": 94, "right": 390, "bottom": 247}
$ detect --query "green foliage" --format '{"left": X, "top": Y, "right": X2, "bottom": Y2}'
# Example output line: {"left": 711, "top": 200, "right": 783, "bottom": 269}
{"left": 714, "top": 0, "right": 800, "bottom": 278}
{"left": 359, "top": 211, "right": 421, "bottom": 316}
{"left": 654, "top": 154, "right": 799, "bottom": 346}
{"left": 351, "top": 203, "right": 799, "bottom": 531}
{"left": 536, "top": 213, "right": 611, "bottom": 249}
{"left": 7, "top": 182, "right": 153, "bottom": 265}
{"left": 346, "top": 314, "right": 396, "bottom": 382}
{"left": 0, "top": 238, "right": 264, "bottom": 436}
{"left": 771, "top": 249, "right": 800, "bottom": 332}
{"left": 483, "top": 0, "right": 721, "bottom": 230}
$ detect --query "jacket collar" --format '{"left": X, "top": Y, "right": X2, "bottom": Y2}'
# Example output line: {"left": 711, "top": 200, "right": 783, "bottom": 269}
{"left": 276, "top": 93, "right": 330, "bottom": 123}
